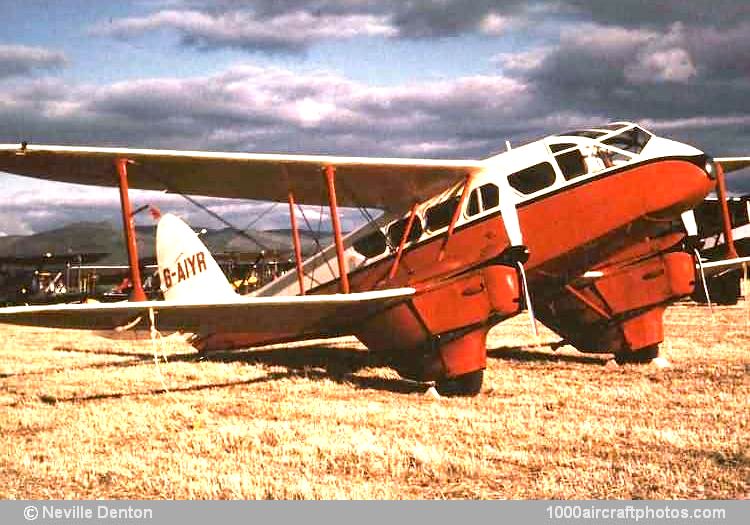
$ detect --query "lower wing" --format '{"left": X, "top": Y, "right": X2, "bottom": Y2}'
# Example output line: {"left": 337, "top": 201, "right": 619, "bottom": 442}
{"left": 0, "top": 288, "right": 414, "bottom": 338}
{"left": 699, "top": 256, "right": 750, "bottom": 278}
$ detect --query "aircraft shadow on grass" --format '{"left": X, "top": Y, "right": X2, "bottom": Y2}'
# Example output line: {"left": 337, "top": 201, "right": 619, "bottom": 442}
{"left": 6, "top": 340, "right": 615, "bottom": 403}
{"left": 487, "top": 344, "right": 610, "bottom": 365}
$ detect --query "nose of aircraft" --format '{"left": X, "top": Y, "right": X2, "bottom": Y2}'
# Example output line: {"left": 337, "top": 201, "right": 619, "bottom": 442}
{"left": 643, "top": 155, "right": 716, "bottom": 221}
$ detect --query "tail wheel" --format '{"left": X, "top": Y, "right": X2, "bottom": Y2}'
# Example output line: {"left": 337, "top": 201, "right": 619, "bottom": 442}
{"left": 614, "top": 344, "right": 659, "bottom": 364}
{"left": 436, "top": 369, "right": 484, "bottom": 396}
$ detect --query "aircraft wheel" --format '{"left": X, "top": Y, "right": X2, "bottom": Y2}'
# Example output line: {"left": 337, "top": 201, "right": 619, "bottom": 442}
{"left": 436, "top": 369, "right": 484, "bottom": 396}
{"left": 712, "top": 272, "right": 741, "bottom": 305}
{"left": 614, "top": 344, "right": 659, "bottom": 364}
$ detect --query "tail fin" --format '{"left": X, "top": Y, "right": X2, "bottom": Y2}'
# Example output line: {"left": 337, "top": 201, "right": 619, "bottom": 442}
{"left": 156, "top": 213, "right": 236, "bottom": 301}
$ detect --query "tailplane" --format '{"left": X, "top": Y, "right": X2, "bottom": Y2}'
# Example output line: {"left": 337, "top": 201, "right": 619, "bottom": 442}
{"left": 156, "top": 213, "right": 236, "bottom": 301}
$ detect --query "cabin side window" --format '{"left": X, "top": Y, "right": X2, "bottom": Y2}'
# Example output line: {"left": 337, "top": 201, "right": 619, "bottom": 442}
{"left": 353, "top": 230, "right": 387, "bottom": 258}
{"left": 481, "top": 184, "right": 499, "bottom": 209}
{"left": 466, "top": 183, "right": 500, "bottom": 217}
{"left": 467, "top": 190, "right": 480, "bottom": 216}
{"left": 425, "top": 196, "right": 460, "bottom": 231}
{"left": 387, "top": 216, "right": 423, "bottom": 246}
{"left": 556, "top": 149, "right": 587, "bottom": 180}
{"left": 507, "top": 162, "right": 557, "bottom": 194}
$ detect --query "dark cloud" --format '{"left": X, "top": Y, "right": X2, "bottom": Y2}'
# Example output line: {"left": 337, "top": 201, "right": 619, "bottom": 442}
{"left": 0, "top": 66, "right": 533, "bottom": 158}
{"left": 3, "top": 1, "right": 750, "bottom": 232}
{"left": 0, "top": 45, "right": 66, "bottom": 79}
{"left": 492, "top": 16, "right": 750, "bottom": 156}
{"left": 95, "top": 1, "right": 750, "bottom": 55}
{"left": 562, "top": 0, "right": 750, "bottom": 29}
{"left": 95, "top": 0, "right": 531, "bottom": 52}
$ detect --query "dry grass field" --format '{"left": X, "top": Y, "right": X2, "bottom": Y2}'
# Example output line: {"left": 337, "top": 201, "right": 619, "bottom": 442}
{"left": 0, "top": 303, "right": 747, "bottom": 499}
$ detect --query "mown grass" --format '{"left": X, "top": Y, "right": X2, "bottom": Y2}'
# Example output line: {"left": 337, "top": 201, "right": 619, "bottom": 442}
{"left": 0, "top": 303, "right": 747, "bottom": 499}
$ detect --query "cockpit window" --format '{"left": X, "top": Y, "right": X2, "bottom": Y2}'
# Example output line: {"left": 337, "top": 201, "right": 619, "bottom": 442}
{"left": 556, "top": 149, "right": 587, "bottom": 180}
{"left": 508, "top": 162, "right": 557, "bottom": 194}
{"left": 602, "top": 127, "right": 650, "bottom": 154}
{"left": 561, "top": 130, "right": 606, "bottom": 139}
{"left": 600, "top": 123, "right": 630, "bottom": 131}
{"left": 550, "top": 143, "right": 577, "bottom": 153}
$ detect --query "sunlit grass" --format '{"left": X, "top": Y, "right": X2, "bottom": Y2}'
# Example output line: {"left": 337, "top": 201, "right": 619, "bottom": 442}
{"left": 0, "top": 302, "right": 747, "bottom": 499}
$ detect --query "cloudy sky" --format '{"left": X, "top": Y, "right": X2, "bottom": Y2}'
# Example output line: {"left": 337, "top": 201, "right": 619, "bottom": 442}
{"left": 1, "top": 0, "right": 749, "bottom": 235}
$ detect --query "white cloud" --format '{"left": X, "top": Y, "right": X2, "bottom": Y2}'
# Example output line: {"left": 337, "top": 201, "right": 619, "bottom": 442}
{"left": 0, "top": 45, "right": 67, "bottom": 79}
{"left": 96, "top": 9, "right": 397, "bottom": 52}
{"left": 625, "top": 47, "right": 697, "bottom": 84}
{"left": 493, "top": 48, "right": 550, "bottom": 73}
{"left": 479, "top": 13, "right": 510, "bottom": 35}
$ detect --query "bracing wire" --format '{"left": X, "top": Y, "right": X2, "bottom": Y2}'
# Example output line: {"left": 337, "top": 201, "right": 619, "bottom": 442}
{"left": 141, "top": 166, "right": 273, "bottom": 252}
{"left": 295, "top": 202, "right": 337, "bottom": 285}
{"left": 241, "top": 201, "right": 279, "bottom": 231}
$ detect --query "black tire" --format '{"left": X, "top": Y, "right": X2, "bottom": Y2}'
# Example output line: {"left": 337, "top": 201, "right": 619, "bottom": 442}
{"left": 436, "top": 369, "right": 484, "bottom": 396}
{"left": 615, "top": 344, "right": 659, "bottom": 364}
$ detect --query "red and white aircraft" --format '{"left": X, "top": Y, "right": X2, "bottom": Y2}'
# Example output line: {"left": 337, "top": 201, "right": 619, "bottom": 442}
{"left": 0, "top": 121, "right": 748, "bottom": 394}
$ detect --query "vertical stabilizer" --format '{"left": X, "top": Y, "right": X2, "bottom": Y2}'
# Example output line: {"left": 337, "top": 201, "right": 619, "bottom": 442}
{"left": 156, "top": 213, "right": 236, "bottom": 301}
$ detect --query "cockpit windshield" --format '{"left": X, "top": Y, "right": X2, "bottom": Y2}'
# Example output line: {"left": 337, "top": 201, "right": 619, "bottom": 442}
{"left": 601, "top": 126, "right": 651, "bottom": 155}
{"left": 549, "top": 123, "right": 652, "bottom": 180}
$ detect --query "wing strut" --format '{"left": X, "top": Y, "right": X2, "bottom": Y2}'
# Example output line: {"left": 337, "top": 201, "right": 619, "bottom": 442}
{"left": 439, "top": 173, "right": 475, "bottom": 261}
{"left": 287, "top": 191, "right": 306, "bottom": 296}
{"left": 324, "top": 165, "right": 350, "bottom": 294}
{"left": 114, "top": 158, "right": 147, "bottom": 301}
{"left": 388, "top": 202, "right": 419, "bottom": 280}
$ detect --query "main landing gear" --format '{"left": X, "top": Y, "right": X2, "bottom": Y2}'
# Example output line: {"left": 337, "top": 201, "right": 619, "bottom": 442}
{"left": 614, "top": 344, "right": 659, "bottom": 364}
{"left": 436, "top": 369, "right": 484, "bottom": 396}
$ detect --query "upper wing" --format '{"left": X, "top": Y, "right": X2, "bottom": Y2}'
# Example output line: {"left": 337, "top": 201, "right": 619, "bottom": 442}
{"left": 0, "top": 144, "right": 483, "bottom": 212}
{"left": 0, "top": 288, "right": 414, "bottom": 338}
{"left": 717, "top": 157, "right": 750, "bottom": 174}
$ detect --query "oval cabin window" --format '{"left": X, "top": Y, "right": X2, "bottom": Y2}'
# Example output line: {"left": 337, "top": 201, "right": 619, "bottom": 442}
{"left": 507, "top": 162, "right": 557, "bottom": 194}
{"left": 467, "top": 183, "right": 500, "bottom": 217}
{"left": 353, "top": 230, "right": 387, "bottom": 258}
{"left": 425, "top": 196, "right": 460, "bottom": 231}
{"left": 387, "top": 216, "right": 422, "bottom": 246}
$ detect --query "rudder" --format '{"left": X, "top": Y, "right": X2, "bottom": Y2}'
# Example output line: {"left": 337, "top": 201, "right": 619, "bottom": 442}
{"left": 156, "top": 213, "right": 236, "bottom": 301}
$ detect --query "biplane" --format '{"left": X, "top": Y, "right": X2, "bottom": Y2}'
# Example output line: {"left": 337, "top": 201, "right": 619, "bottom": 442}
{"left": 0, "top": 121, "right": 748, "bottom": 395}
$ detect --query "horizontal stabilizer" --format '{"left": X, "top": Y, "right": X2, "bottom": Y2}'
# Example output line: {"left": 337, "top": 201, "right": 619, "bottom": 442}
{"left": 0, "top": 288, "right": 415, "bottom": 338}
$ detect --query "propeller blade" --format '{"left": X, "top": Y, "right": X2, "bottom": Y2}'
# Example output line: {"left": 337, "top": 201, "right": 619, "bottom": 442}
{"left": 516, "top": 261, "right": 538, "bottom": 338}
{"left": 681, "top": 210, "right": 698, "bottom": 237}
{"left": 694, "top": 248, "right": 714, "bottom": 316}
{"left": 492, "top": 166, "right": 537, "bottom": 336}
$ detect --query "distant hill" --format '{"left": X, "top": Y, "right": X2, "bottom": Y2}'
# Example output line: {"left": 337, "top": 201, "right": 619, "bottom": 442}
{"left": 0, "top": 222, "right": 337, "bottom": 266}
